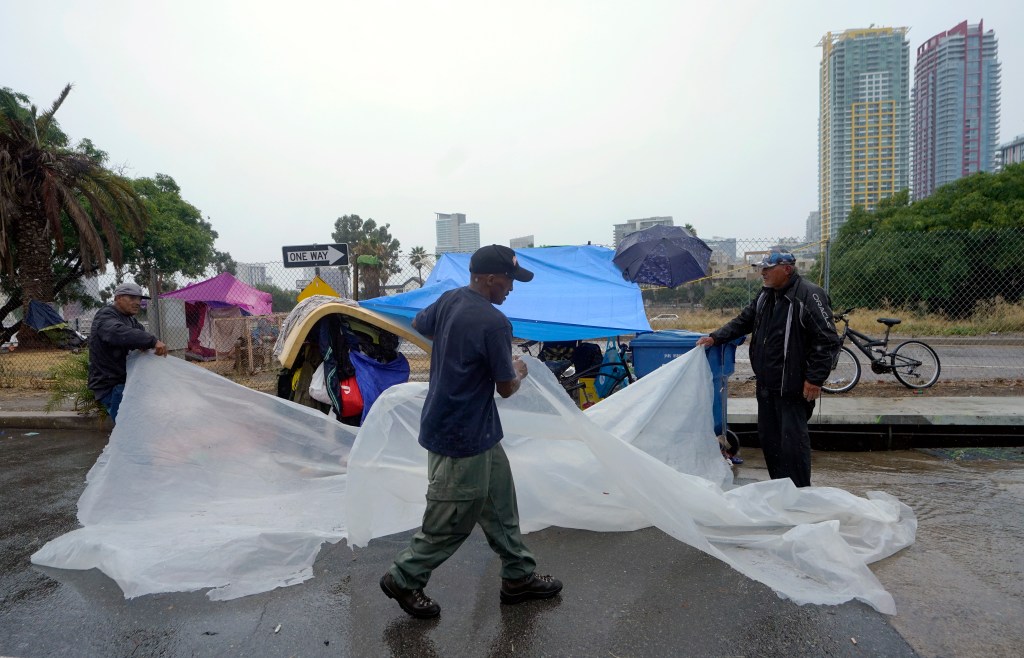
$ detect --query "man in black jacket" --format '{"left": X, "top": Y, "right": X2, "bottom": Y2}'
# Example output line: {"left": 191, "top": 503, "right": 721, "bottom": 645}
{"left": 88, "top": 282, "right": 168, "bottom": 422}
{"left": 696, "top": 251, "right": 840, "bottom": 487}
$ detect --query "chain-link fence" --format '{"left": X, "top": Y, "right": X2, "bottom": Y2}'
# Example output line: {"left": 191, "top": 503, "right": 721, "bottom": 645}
{"left": 643, "top": 229, "right": 1024, "bottom": 387}
{"left": 2, "top": 228, "right": 1022, "bottom": 394}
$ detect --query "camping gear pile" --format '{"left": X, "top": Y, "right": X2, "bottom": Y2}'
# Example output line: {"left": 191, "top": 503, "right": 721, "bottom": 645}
{"left": 273, "top": 295, "right": 422, "bottom": 425}
{"left": 21, "top": 300, "right": 87, "bottom": 349}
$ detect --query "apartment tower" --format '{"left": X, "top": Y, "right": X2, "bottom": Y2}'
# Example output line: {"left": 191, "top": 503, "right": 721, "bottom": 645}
{"left": 434, "top": 212, "right": 480, "bottom": 254}
{"left": 818, "top": 27, "right": 910, "bottom": 241}
{"left": 913, "top": 20, "right": 1001, "bottom": 200}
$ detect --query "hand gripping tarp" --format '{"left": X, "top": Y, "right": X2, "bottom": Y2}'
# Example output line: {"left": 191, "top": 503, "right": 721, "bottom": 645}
{"left": 32, "top": 350, "right": 916, "bottom": 613}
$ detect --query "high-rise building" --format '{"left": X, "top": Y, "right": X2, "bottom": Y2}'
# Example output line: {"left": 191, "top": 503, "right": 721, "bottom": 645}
{"left": 458, "top": 222, "right": 480, "bottom": 252}
{"left": 998, "top": 134, "right": 1024, "bottom": 169}
{"left": 703, "top": 237, "right": 737, "bottom": 261}
{"left": 805, "top": 211, "right": 821, "bottom": 244}
{"left": 434, "top": 212, "right": 480, "bottom": 254}
{"left": 509, "top": 235, "right": 535, "bottom": 249}
{"left": 235, "top": 263, "right": 269, "bottom": 287}
{"left": 913, "top": 20, "right": 1001, "bottom": 200}
{"left": 819, "top": 27, "right": 910, "bottom": 240}
{"left": 612, "top": 216, "right": 673, "bottom": 247}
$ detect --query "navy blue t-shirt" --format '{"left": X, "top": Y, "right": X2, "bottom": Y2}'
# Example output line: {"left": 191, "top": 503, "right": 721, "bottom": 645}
{"left": 415, "top": 287, "right": 517, "bottom": 457}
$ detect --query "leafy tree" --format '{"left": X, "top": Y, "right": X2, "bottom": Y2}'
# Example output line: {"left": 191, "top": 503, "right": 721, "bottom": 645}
{"left": 254, "top": 282, "right": 298, "bottom": 313}
{"left": 0, "top": 85, "right": 147, "bottom": 344}
{"left": 332, "top": 214, "right": 401, "bottom": 298}
{"left": 123, "top": 174, "right": 228, "bottom": 295}
{"left": 829, "top": 166, "right": 1024, "bottom": 317}
{"left": 640, "top": 274, "right": 709, "bottom": 309}
{"left": 703, "top": 283, "right": 753, "bottom": 312}
{"left": 211, "top": 250, "right": 236, "bottom": 275}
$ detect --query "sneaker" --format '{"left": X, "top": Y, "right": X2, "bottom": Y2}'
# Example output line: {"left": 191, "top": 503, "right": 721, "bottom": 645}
{"left": 500, "top": 573, "right": 563, "bottom": 605}
{"left": 730, "top": 455, "right": 744, "bottom": 465}
{"left": 380, "top": 572, "right": 440, "bottom": 619}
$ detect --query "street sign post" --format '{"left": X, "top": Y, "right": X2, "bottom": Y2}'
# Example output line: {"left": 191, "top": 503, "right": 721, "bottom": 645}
{"left": 281, "top": 243, "right": 349, "bottom": 268}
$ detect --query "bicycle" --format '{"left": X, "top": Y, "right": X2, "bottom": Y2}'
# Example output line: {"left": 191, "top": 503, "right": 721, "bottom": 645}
{"left": 520, "top": 339, "right": 635, "bottom": 407}
{"left": 822, "top": 308, "right": 941, "bottom": 393}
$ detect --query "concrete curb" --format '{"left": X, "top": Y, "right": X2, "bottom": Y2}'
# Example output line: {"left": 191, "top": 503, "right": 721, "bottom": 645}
{"left": 0, "top": 411, "right": 112, "bottom": 431}
{"left": 727, "top": 396, "right": 1024, "bottom": 427}
{"left": 2, "top": 398, "right": 1021, "bottom": 435}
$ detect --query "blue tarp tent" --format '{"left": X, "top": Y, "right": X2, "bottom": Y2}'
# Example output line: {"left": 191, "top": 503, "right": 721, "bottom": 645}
{"left": 24, "top": 300, "right": 86, "bottom": 348}
{"left": 360, "top": 245, "right": 652, "bottom": 341}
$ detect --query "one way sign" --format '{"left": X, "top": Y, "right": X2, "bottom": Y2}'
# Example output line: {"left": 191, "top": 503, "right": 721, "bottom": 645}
{"left": 281, "top": 243, "right": 349, "bottom": 268}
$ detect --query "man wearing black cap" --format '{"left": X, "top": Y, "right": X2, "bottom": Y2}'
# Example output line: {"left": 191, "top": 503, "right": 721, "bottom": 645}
{"left": 88, "top": 281, "right": 168, "bottom": 422}
{"left": 696, "top": 250, "right": 840, "bottom": 487}
{"left": 380, "top": 244, "right": 563, "bottom": 619}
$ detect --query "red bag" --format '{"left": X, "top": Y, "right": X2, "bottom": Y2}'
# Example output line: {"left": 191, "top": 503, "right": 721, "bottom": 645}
{"left": 339, "top": 376, "right": 363, "bottom": 417}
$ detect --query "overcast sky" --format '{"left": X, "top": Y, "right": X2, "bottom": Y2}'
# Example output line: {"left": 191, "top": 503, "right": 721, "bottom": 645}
{"left": 4, "top": 0, "right": 1022, "bottom": 263}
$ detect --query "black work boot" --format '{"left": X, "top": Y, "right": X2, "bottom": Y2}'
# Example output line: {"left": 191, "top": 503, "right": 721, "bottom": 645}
{"left": 500, "top": 573, "right": 563, "bottom": 604}
{"left": 380, "top": 572, "right": 440, "bottom": 619}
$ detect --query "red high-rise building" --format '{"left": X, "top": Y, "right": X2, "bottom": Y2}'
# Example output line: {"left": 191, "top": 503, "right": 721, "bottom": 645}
{"left": 912, "top": 20, "right": 1001, "bottom": 200}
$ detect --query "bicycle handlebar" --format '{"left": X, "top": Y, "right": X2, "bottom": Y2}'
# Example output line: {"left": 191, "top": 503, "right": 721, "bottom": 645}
{"left": 833, "top": 307, "right": 854, "bottom": 321}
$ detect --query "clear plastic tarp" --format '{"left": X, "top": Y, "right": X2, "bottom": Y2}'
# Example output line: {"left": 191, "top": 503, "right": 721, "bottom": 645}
{"left": 33, "top": 349, "right": 915, "bottom": 613}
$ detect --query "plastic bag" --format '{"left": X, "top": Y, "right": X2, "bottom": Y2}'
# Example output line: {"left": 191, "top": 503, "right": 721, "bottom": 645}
{"left": 594, "top": 338, "right": 627, "bottom": 398}
{"left": 339, "top": 376, "right": 363, "bottom": 417}
{"left": 308, "top": 362, "right": 332, "bottom": 404}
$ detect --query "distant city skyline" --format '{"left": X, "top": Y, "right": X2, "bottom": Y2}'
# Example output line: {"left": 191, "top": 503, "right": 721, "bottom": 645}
{"left": 5, "top": 2, "right": 1022, "bottom": 261}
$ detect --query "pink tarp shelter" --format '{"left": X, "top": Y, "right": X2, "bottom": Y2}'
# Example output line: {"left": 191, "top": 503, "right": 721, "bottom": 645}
{"left": 160, "top": 273, "right": 273, "bottom": 359}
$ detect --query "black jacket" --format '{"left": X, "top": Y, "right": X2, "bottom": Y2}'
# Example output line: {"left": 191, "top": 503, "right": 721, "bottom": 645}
{"left": 87, "top": 305, "right": 159, "bottom": 400}
{"left": 709, "top": 274, "right": 840, "bottom": 396}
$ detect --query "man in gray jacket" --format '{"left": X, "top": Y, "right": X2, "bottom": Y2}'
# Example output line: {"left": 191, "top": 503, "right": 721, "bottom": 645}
{"left": 88, "top": 282, "right": 167, "bottom": 421}
{"left": 697, "top": 251, "right": 840, "bottom": 487}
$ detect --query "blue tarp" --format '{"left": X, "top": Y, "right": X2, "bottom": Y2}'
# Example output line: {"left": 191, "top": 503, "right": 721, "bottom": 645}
{"left": 360, "top": 245, "right": 653, "bottom": 341}
{"left": 25, "top": 300, "right": 68, "bottom": 331}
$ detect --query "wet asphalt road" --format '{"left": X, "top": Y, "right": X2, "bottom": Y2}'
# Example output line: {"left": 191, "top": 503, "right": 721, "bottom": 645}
{"left": 0, "top": 428, "right": 930, "bottom": 657}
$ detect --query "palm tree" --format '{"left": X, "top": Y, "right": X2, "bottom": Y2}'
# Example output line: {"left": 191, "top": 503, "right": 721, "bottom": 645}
{"left": 409, "top": 246, "right": 428, "bottom": 285}
{"left": 1, "top": 85, "right": 147, "bottom": 343}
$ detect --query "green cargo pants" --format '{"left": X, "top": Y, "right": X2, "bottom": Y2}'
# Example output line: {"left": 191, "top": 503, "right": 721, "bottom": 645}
{"left": 388, "top": 442, "right": 537, "bottom": 590}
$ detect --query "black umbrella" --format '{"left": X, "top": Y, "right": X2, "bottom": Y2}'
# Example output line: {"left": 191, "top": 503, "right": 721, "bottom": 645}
{"left": 613, "top": 225, "right": 712, "bottom": 287}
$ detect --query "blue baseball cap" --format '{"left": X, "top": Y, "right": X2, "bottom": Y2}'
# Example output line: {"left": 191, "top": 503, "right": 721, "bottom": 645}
{"left": 753, "top": 251, "right": 796, "bottom": 269}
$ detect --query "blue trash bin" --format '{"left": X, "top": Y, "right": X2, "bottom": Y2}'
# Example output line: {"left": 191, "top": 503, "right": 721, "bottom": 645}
{"left": 630, "top": 330, "right": 745, "bottom": 436}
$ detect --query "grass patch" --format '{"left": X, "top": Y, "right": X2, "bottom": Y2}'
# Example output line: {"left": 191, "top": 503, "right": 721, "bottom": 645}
{"left": 46, "top": 351, "right": 105, "bottom": 416}
{"left": 647, "top": 300, "right": 1024, "bottom": 337}
{"left": 0, "top": 348, "right": 79, "bottom": 389}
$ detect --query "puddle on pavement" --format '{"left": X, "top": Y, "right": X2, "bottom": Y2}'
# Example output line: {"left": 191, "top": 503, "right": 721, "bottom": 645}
{"left": 761, "top": 449, "right": 1024, "bottom": 658}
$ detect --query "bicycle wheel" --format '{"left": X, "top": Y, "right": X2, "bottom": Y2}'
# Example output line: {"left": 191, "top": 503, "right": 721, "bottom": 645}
{"left": 890, "top": 340, "right": 940, "bottom": 389}
{"left": 822, "top": 346, "right": 860, "bottom": 394}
